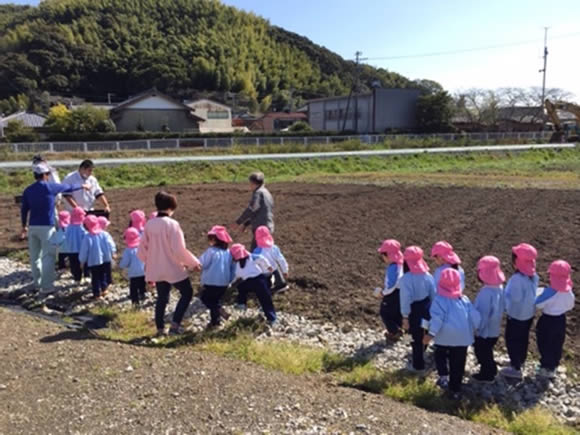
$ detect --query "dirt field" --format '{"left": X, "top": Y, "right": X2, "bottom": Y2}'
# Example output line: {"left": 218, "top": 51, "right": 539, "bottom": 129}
{"left": 2, "top": 182, "right": 579, "bottom": 361}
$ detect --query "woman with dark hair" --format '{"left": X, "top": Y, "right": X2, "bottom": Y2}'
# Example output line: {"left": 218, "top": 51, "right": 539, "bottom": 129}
{"left": 137, "top": 191, "right": 201, "bottom": 336}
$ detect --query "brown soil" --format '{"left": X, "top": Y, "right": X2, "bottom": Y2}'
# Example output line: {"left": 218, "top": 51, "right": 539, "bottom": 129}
{"left": 2, "top": 182, "right": 579, "bottom": 361}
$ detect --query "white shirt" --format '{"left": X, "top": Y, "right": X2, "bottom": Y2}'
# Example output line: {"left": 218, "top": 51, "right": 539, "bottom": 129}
{"left": 62, "top": 170, "right": 104, "bottom": 211}
{"left": 234, "top": 254, "right": 272, "bottom": 281}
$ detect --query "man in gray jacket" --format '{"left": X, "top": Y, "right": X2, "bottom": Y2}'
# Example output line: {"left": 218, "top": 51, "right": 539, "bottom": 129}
{"left": 233, "top": 172, "right": 274, "bottom": 250}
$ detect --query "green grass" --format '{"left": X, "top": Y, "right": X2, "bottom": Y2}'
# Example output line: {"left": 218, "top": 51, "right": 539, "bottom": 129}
{"left": 1, "top": 147, "right": 578, "bottom": 194}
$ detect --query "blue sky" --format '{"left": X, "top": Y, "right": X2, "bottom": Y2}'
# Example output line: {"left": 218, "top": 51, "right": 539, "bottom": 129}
{"left": 6, "top": 0, "right": 580, "bottom": 101}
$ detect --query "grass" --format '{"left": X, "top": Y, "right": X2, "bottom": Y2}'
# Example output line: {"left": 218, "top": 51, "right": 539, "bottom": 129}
{"left": 1, "top": 147, "right": 579, "bottom": 195}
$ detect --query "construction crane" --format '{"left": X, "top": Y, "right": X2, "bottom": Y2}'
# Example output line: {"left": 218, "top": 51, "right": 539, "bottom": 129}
{"left": 544, "top": 99, "right": 580, "bottom": 143}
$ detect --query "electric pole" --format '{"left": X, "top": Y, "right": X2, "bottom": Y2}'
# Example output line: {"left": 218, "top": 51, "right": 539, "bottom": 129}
{"left": 539, "top": 27, "right": 548, "bottom": 106}
{"left": 354, "top": 51, "right": 362, "bottom": 133}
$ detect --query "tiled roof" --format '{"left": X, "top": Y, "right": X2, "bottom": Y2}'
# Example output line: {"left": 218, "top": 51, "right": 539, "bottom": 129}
{"left": 0, "top": 111, "right": 47, "bottom": 128}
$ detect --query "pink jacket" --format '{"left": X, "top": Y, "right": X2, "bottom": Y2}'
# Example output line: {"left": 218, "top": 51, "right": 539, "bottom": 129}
{"left": 137, "top": 216, "right": 200, "bottom": 284}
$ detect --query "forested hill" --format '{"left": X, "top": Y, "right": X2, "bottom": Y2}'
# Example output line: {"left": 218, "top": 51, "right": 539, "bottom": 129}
{"left": 0, "top": 0, "right": 414, "bottom": 108}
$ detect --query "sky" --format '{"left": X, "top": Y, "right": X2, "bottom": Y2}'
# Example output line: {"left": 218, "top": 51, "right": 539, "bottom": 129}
{"left": 7, "top": 0, "right": 580, "bottom": 101}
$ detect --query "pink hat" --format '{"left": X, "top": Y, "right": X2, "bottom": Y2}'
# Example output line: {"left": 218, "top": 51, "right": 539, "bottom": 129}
{"left": 124, "top": 227, "right": 141, "bottom": 249}
{"left": 230, "top": 243, "right": 250, "bottom": 261}
{"left": 83, "top": 215, "right": 101, "bottom": 235}
{"left": 431, "top": 241, "right": 461, "bottom": 265}
{"left": 208, "top": 225, "right": 233, "bottom": 244}
{"left": 477, "top": 256, "right": 506, "bottom": 286}
{"left": 148, "top": 211, "right": 158, "bottom": 220}
{"left": 130, "top": 210, "right": 146, "bottom": 232}
{"left": 255, "top": 226, "right": 274, "bottom": 248}
{"left": 437, "top": 268, "right": 462, "bottom": 299}
{"left": 403, "top": 246, "right": 430, "bottom": 274}
{"left": 548, "top": 260, "right": 573, "bottom": 293}
{"left": 512, "top": 243, "right": 537, "bottom": 277}
{"left": 71, "top": 207, "right": 86, "bottom": 225}
{"left": 377, "top": 239, "right": 404, "bottom": 265}
{"left": 97, "top": 216, "right": 110, "bottom": 230}
{"left": 58, "top": 211, "right": 71, "bottom": 229}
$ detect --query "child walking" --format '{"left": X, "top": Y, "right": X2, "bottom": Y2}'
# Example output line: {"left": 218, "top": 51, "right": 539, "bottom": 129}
{"left": 50, "top": 210, "right": 70, "bottom": 271}
{"left": 79, "top": 215, "right": 113, "bottom": 299}
{"left": 535, "top": 260, "right": 575, "bottom": 378}
{"left": 376, "top": 239, "right": 404, "bottom": 342}
{"left": 230, "top": 243, "right": 276, "bottom": 325}
{"left": 501, "top": 243, "right": 539, "bottom": 379}
{"left": 130, "top": 209, "right": 146, "bottom": 234}
{"left": 119, "top": 228, "right": 146, "bottom": 307}
{"left": 64, "top": 207, "right": 88, "bottom": 284}
{"left": 472, "top": 256, "right": 506, "bottom": 383}
{"left": 98, "top": 216, "right": 116, "bottom": 292}
{"left": 199, "top": 225, "right": 235, "bottom": 328}
{"left": 400, "top": 246, "right": 436, "bottom": 372}
{"left": 431, "top": 241, "right": 465, "bottom": 290}
{"left": 424, "top": 268, "right": 480, "bottom": 399}
{"left": 253, "top": 225, "right": 289, "bottom": 293}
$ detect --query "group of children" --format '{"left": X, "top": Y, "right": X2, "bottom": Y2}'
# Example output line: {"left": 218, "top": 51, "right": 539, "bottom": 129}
{"left": 375, "top": 239, "right": 575, "bottom": 399}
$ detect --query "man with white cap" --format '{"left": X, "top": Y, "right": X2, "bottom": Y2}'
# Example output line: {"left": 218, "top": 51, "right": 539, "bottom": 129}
{"left": 21, "top": 163, "right": 89, "bottom": 295}
{"left": 62, "top": 159, "right": 110, "bottom": 215}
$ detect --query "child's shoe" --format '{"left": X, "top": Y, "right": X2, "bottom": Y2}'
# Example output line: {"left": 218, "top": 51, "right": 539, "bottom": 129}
{"left": 536, "top": 366, "right": 556, "bottom": 379}
{"left": 219, "top": 307, "right": 231, "bottom": 320}
{"left": 384, "top": 331, "right": 402, "bottom": 343}
{"left": 436, "top": 375, "right": 449, "bottom": 389}
{"left": 405, "top": 363, "right": 426, "bottom": 375}
{"left": 155, "top": 329, "right": 167, "bottom": 338}
{"left": 168, "top": 324, "right": 185, "bottom": 336}
{"left": 499, "top": 366, "right": 523, "bottom": 380}
{"left": 471, "top": 373, "right": 495, "bottom": 384}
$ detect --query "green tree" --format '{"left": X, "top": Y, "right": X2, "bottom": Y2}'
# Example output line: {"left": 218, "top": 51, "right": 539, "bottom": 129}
{"left": 288, "top": 120, "right": 312, "bottom": 132}
{"left": 4, "top": 119, "right": 39, "bottom": 142}
{"left": 416, "top": 92, "right": 455, "bottom": 133}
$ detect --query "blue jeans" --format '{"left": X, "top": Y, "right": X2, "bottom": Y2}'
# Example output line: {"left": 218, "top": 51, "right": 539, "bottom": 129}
{"left": 28, "top": 226, "right": 56, "bottom": 291}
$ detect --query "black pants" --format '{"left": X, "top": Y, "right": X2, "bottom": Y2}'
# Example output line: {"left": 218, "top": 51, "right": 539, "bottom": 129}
{"left": 238, "top": 275, "right": 276, "bottom": 323}
{"left": 57, "top": 253, "right": 67, "bottom": 270}
{"left": 129, "top": 276, "right": 147, "bottom": 305}
{"left": 155, "top": 278, "right": 193, "bottom": 331}
{"left": 200, "top": 285, "right": 228, "bottom": 325}
{"left": 103, "top": 262, "right": 112, "bottom": 287}
{"left": 537, "top": 313, "right": 566, "bottom": 371}
{"left": 266, "top": 270, "right": 287, "bottom": 292}
{"left": 89, "top": 264, "right": 107, "bottom": 297}
{"left": 434, "top": 345, "right": 467, "bottom": 392}
{"left": 505, "top": 317, "right": 534, "bottom": 370}
{"left": 69, "top": 253, "right": 83, "bottom": 282}
{"left": 380, "top": 289, "right": 402, "bottom": 334}
{"left": 474, "top": 336, "right": 499, "bottom": 379}
{"left": 408, "top": 297, "right": 431, "bottom": 370}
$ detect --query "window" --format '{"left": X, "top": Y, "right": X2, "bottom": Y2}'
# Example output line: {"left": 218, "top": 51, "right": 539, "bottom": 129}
{"left": 207, "top": 111, "right": 230, "bottom": 119}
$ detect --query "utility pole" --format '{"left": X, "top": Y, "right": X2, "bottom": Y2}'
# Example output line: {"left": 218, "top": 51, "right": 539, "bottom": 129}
{"left": 354, "top": 51, "right": 362, "bottom": 133}
{"left": 539, "top": 27, "right": 549, "bottom": 130}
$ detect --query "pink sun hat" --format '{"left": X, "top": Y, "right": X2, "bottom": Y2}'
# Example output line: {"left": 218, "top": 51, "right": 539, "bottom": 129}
{"left": 148, "top": 211, "right": 158, "bottom": 220}
{"left": 58, "top": 210, "right": 71, "bottom": 229}
{"left": 377, "top": 239, "right": 404, "bottom": 265}
{"left": 512, "top": 243, "right": 537, "bottom": 277}
{"left": 208, "top": 225, "right": 233, "bottom": 244}
{"left": 130, "top": 210, "right": 146, "bottom": 232}
{"left": 70, "top": 207, "right": 86, "bottom": 225}
{"left": 83, "top": 215, "right": 102, "bottom": 235}
{"left": 548, "top": 260, "right": 573, "bottom": 293}
{"left": 124, "top": 227, "right": 141, "bottom": 249}
{"left": 477, "top": 255, "right": 506, "bottom": 286}
{"left": 431, "top": 241, "right": 462, "bottom": 265}
{"left": 255, "top": 226, "right": 274, "bottom": 248}
{"left": 437, "top": 268, "right": 462, "bottom": 299}
{"left": 97, "top": 216, "right": 110, "bottom": 230}
{"left": 230, "top": 243, "right": 250, "bottom": 261}
{"left": 403, "top": 246, "right": 430, "bottom": 274}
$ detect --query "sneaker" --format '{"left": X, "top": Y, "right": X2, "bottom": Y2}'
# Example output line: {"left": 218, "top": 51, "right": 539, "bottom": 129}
{"left": 219, "top": 307, "right": 231, "bottom": 320}
{"left": 168, "top": 326, "right": 185, "bottom": 336}
{"left": 536, "top": 367, "right": 556, "bottom": 379}
{"left": 471, "top": 373, "right": 495, "bottom": 384}
{"left": 436, "top": 375, "right": 449, "bottom": 389}
{"left": 499, "top": 366, "right": 523, "bottom": 380}
{"left": 272, "top": 285, "right": 289, "bottom": 294}
{"left": 155, "top": 329, "right": 167, "bottom": 338}
{"left": 384, "top": 331, "right": 402, "bottom": 343}
{"left": 405, "top": 363, "right": 426, "bottom": 375}
{"left": 235, "top": 303, "right": 247, "bottom": 311}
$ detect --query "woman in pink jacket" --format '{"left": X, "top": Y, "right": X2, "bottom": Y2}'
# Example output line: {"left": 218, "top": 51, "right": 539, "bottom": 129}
{"left": 137, "top": 192, "right": 200, "bottom": 336}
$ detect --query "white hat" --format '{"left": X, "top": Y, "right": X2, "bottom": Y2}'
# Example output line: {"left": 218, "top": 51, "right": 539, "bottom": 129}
{"left": 33, "top": 163, "right": 51, "bottom": 175}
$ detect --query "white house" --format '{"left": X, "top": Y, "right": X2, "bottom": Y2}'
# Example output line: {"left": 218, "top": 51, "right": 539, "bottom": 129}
{"left": 185, "top": 99, "right": 235, "bottom": 133}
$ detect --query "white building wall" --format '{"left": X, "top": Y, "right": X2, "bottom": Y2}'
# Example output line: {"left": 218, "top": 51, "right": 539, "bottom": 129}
{"left": 187, "top": 100, "right": 234, "bottom": 133}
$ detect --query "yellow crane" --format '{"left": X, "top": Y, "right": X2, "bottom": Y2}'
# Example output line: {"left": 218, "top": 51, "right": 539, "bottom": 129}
{"left": 545, "top": 99, "right": 580, "bottom": 143}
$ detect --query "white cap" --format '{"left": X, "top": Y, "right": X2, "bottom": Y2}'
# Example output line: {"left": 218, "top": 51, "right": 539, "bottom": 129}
{"left": 33, "top": 162, "right": 51, "bottom": 175}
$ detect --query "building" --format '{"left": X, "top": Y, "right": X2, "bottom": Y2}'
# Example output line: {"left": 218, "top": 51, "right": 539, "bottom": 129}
{"left": 308, "top": 88, "right": 421, "bottom": 133}
{"left": 184, "top": 99, "right": 235, "bottom": 133}
{"left": 0, "top": 111, "right": 47, "bottom": 138}
{"left": 110, "top": 89, "right": 204, "bottom": 132}
{"left": 250, "top": 112, "right": 308, "bottom": 132}
{"left": 496, "top": 106, "right": 545, "bottom": 131}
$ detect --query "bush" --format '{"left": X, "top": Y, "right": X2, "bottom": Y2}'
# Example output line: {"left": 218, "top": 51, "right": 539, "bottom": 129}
{"left": 288, "top": 121, "right": 313, "bottom": 132}
{"left": 4, "top": 120, "right": 39, "bottom": 142}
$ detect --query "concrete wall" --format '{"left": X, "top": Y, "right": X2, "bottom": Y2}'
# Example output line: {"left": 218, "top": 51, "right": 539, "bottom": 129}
{"left": 114, "top": 110, "right": 199, "bottom": 132}
{"left": 373, "top": 88, "right": 421, "bottom": 132}
{"left": 309, "top": 95, "right": 373, "bottom": 133}
{"left": 187, "top": 100, "right": 233, "bottom": 132}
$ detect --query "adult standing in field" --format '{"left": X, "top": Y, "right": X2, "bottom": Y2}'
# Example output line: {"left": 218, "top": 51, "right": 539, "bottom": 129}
{"left": 21, "top": 163, "right": 89, "bottom": 295}
{"left": 232, "top": 171, "right": 274, "bottom": 251}
{"left": 62, "top": 160, "right": 111, "bottom": 216}
{"left": 32, "top": 154, "right": 60, "bottom": 184}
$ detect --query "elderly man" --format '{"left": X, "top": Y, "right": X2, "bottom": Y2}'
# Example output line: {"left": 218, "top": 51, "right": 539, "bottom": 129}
{"left": 62, "top": 159, "right": 110, "bottom": 215}
{"left": 233, "top": 171, "right": 274, "bottom": 251}
{"left": 21, "top": 163, "right": 88, "bottom": 295}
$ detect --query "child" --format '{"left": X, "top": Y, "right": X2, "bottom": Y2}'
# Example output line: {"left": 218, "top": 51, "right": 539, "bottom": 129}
{"left": 79, "top": 215, "right": 112, "bottom": 299}
{"left": 375, "top": 239, "right": 404, "bottom": 342}
{"left": 119, "top": 227, "right": 146, "bottom": 307}
{"left": 253, "top": 225, "right": 289, "bottom": 293}
{"left": 64, "top": 207, "right": 88, "bottom": 284}
{"left": 230, "top": 243, "right": 276, "bottom": 325}
{"left": 130, "top": 209, "right": 146, "bottom": 234}
{"left": 431, "top": 241, "right": 465, "bottom": 291}
{"left": 501, "top": 243, "right": 539, "bottom": 379}
{"left": 50, "top": 210, "right": 70, "bottom": 271}
{"left": 424, "top": 268, "right": 480, "bottom": 399}
{"left": 535, "top": 260, "right": 575, "bottom": 378}
{"left": 400, "top": 246, "right": 436, "bottom": 372}
{"left": 97, "top": 216, "right": 116, "bottom": 292}
{"left": 199, "top": 225, "right": 235, "bottom": 327}
{"left": 472, "top": 256, "right": 506, "bottom": 383}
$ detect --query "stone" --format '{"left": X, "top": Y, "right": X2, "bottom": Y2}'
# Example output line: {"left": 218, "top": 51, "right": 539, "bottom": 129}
{"left": 0, "top": 384, "right": 6, "bottom": 391}
{"left": 125, "top": 365, "right": 134, "bottom": 372}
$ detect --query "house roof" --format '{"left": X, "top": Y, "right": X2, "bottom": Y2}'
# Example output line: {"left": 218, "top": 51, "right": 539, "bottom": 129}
{"left": 0, "top": 111, "right": 47, "bottom": 128}
{"left": 185, "top": 98, "right": 231, "bottom": 111}
{"left": 308, "top": 93, "right": 372, "bottom": 104}
{"left": 259, "top": 112, "right": 307, "bottom": 120}
{"left": 496, "top": 106, "right": 545, "bottom": 123}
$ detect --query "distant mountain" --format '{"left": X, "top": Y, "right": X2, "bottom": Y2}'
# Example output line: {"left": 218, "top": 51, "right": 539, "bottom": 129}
{"left": 0, "top": 0, "right": 416, "bottom": 110}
